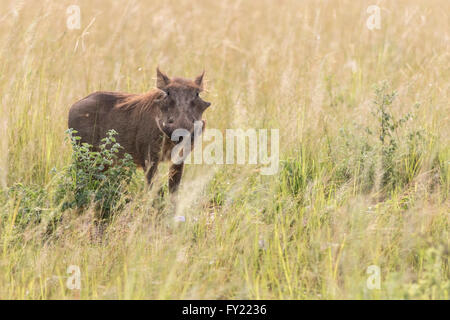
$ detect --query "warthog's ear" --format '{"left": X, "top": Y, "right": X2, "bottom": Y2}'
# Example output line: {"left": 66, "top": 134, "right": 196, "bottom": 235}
{"left": 195, "top": 71, "right": 205, "bottom": 89}
{"left": 154, "top": 89, "right": 167, "bottom": 103}
{"left": 156, "top": 67, "right": 170, "bottom": 89}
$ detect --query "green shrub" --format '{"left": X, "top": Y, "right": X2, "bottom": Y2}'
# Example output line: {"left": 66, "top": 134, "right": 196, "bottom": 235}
{"left": 56, "top": 129, "right": 137, "bottom": 219}
{"left": 407, "top": 245, "right": 450, "bottom": 299}
{"left": 331, "top": 127, "right": 376, "bottom": 193}
{"left": 6, "top": 183, "right": 48, "bottom": 226}
{"left": 372, "top": 82, "right": 424, "bottom": 193}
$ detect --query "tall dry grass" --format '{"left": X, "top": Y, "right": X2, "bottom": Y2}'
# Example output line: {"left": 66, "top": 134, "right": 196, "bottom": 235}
{"left": 0, "top": 0, "right": 448, "bottom": 299}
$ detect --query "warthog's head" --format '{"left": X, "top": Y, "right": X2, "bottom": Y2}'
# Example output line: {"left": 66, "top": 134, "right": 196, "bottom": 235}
{"left": 155, "top": 68, "right": 211, "bottom": 141}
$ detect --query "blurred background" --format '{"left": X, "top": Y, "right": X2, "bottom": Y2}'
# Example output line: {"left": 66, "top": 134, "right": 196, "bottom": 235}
{"left": 0, "top": 0, "right": 448, "bottom": 299}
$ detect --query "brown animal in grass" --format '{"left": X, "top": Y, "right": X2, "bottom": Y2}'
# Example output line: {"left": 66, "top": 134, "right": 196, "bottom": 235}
{"left": 68, "top": 68, "right": 211, "bottom": 196}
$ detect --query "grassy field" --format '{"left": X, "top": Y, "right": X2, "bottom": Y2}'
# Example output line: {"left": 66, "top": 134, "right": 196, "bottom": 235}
{"left": 0, "top": 0, "right": 448, "bottom": 299}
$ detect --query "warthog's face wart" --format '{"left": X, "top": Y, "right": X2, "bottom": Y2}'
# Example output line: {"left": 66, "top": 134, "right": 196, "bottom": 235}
{"left": 155, "top": 68, "right": 211, "bottom": 140}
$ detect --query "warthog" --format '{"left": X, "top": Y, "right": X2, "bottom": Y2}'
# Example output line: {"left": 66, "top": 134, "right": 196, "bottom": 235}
{"left": 68, "top": 68, "right": 211, "bottom": 196}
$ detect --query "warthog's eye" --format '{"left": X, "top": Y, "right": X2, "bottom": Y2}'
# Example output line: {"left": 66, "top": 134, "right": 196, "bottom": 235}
{"left": 196, "top": 91, "right": 199, "bottom": 97}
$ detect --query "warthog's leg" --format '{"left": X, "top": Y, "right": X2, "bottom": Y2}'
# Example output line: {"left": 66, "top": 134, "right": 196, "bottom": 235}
{"left": 144, "top": 160, "right": 159, "bottom": 187}
{"left": 168, "top": 163, "right": 184, "bottom": 194}
{"left": 168, "top": 163, "right": 184, "bottom": 212}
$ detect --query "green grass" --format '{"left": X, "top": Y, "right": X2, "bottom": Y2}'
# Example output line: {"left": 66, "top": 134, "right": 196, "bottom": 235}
{"left": 0, "top": 0, "right": 448, "bottom": 299}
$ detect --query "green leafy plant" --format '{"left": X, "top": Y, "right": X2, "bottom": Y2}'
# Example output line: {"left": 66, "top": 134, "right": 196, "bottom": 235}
{"left": 407, "top": 245, "right": 450, "bottom": 299}
{"left": 6, "top": 183, "right": 48, "bottom": 225}
{"left": 372, "top": 82, "right": 424, "bottom": 193}
{"left": 56, "top": 129, "right": 137, "bottom": 219}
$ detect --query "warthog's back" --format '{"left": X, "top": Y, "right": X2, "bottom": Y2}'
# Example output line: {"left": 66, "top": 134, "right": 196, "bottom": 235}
{"left": 68, "top": 90, "right": 164, "bottom": 168}
{"left": 68, "top": 91, "right": 131, "bottom": 147}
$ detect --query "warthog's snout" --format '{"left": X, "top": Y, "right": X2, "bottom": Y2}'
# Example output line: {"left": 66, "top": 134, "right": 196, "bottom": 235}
{"left": 165, "top": 119, "right": 206, "bottom": 145}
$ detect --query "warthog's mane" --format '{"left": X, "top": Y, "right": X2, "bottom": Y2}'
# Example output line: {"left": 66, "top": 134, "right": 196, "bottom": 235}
{"left": 115, "top": 89, "right": 164, "bottom": 114}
